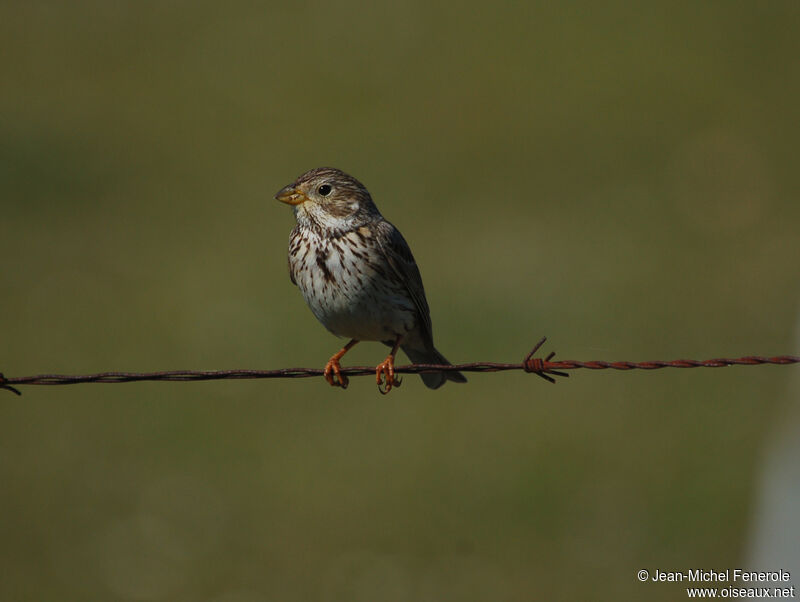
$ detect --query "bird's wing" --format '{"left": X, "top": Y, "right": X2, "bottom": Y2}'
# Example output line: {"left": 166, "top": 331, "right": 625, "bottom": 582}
{"left": 375, "top": 220, "right": 434, "bottom": 344}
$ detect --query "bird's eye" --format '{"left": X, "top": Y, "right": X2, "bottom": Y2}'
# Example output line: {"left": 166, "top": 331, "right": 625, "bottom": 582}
{"left": 317, "top": 184, "right": 332, "bottom": 196}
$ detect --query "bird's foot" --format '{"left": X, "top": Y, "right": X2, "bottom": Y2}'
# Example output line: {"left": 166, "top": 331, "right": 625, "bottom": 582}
{"left": 324, "top": 358, "right": 349, "bottom": 389}
{"left": 376, "top": 356, "right": 402, "bottom": 395}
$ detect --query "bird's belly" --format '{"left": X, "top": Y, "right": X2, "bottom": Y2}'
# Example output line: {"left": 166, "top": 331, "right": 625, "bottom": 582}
{"left": 292, "top": 242, "right": 417, "bottom": 342}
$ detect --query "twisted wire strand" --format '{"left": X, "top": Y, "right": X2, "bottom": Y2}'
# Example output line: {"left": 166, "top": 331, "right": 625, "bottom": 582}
{"left": 1, "top": 338, "right": 798, "bottom": 396}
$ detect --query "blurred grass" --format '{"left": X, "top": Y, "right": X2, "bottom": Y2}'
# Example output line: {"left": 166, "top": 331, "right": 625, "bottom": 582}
{"left": 1, "top": 1, "right": 799, "bottom": 600}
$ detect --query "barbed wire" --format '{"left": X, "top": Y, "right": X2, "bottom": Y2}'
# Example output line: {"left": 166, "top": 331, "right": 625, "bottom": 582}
{"left": 1, "top": 338, "right": 798, "bottom": 396}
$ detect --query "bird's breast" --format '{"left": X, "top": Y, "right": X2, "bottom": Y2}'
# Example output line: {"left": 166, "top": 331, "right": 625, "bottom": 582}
{"left": 288, "top": 227, "right": 417, "bottom": 341}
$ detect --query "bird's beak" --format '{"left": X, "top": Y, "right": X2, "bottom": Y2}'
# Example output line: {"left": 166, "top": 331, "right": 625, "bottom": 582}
{"left": 275, "top": 185, "right": 307, "bottom": 205}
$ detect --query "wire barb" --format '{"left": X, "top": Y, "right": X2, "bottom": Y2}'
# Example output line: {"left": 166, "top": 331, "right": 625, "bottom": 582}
{"left": 522, "top": 337, "right": 570, "bottom": 383}
{"left": 1, "top": 339, "right": 798, "bottom": 395}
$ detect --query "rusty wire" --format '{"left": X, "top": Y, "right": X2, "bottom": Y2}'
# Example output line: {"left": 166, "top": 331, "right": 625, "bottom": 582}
{"left": 1, "top": 338, "right": 797, "bottom": 397}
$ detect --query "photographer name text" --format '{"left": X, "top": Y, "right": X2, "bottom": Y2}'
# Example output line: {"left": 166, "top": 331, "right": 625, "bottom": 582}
{"left": 646, "top": 569, "right": 791, "bottom": 583}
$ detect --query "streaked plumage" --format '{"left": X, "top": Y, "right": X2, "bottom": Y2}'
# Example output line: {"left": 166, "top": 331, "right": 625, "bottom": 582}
{"left": 276, "top": 167, "right": 466, "bottom": 392}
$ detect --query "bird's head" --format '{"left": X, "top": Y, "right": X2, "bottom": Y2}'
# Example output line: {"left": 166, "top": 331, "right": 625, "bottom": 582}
{"left": 275, "top": 167, "right": 380, "bottom": 232}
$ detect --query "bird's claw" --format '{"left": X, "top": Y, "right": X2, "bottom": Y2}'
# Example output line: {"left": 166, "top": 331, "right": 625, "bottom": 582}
{"left": 376, "top": 357, "right": 401, "bottom": 395}
{"left": 324, "top": 359, "right": 349, "bottom": 389}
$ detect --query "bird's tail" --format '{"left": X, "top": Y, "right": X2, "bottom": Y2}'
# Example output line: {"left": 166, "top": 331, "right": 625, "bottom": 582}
{"left": 402, "top": 345, "right": 468, "bottom": 390}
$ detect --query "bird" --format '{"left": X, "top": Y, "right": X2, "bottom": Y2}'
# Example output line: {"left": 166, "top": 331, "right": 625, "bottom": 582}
{"left": 275, "top": 167, "right": 467, "bottom": 393}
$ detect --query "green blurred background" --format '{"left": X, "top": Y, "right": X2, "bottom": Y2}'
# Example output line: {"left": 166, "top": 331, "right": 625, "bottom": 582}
{"left": 2, "top": 2, "right": 799, "bottom": 600}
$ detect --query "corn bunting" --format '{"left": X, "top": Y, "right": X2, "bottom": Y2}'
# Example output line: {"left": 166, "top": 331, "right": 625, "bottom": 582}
{"left": 276, "top": 167, "right": 467, "bottom": 393}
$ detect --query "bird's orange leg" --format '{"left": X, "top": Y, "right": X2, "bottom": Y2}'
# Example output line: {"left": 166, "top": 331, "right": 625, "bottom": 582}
{"left": 324, "top": 339, "right": 358, "bottom": 389}
{"left": 376, "top": 335, "right": 403, "bottom": 395}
